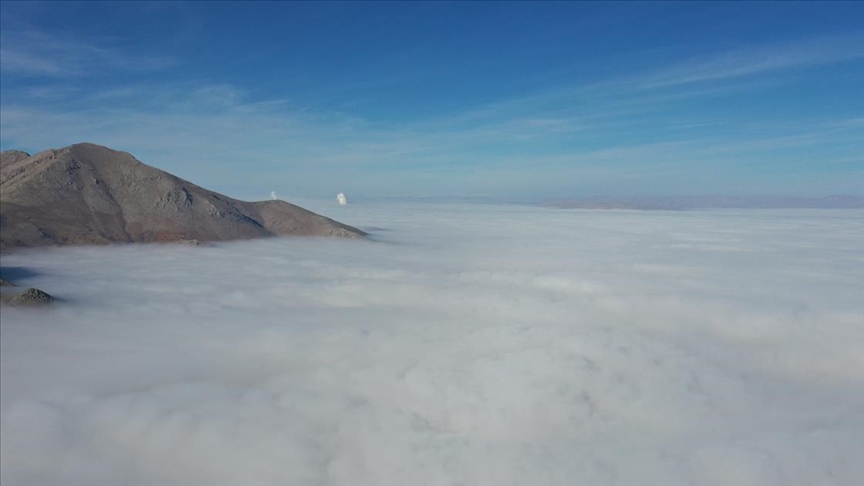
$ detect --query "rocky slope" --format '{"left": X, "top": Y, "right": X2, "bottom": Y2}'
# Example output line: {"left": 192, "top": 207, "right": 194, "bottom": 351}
{"left": 0, "top": 143, "right": 364, "bottom": 250}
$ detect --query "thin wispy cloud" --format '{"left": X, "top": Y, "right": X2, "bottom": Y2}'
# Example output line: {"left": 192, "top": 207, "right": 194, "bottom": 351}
{"left": 0, "top": 48, "right": 66, "bottom": 76}
{"left": 2, "top": 74, "right": 862, "bottom": 200}
{"left": 572, "top": 32, "right": 864, "bottom": 93}
{"left": 634, "top": 33, "right": 864, "bottom": 89}
{"left": 1, "top": 12, "right": 861, "bottom": 199}
{"left": 0, "top": 28, "right": 175, "bottom": 78}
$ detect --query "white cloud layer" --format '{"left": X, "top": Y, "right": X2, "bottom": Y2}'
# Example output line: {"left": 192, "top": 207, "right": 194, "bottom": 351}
{"left": 1, "top": 204, "right": 863, "bottom": 485}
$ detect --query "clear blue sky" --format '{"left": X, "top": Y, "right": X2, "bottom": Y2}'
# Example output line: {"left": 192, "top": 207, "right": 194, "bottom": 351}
{"left": 1, "top": 1, "right": 862, "bottom": 200}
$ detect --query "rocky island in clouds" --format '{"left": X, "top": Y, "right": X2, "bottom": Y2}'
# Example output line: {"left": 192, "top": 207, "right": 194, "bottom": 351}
{"left": 0, "top": 143, "right": 365, "bottom": 251}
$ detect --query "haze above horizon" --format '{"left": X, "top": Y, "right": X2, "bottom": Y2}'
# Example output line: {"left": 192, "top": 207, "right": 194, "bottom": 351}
{"left": 1, "top": 2, "right": 862, "bottom": 200}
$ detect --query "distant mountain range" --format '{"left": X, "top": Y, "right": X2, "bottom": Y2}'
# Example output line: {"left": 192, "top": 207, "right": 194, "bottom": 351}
{"left": 0, "top": 143, "right": 365, "bottom": 250}
{"left": 544, "top": 195, "right": 864, "bottom": 210}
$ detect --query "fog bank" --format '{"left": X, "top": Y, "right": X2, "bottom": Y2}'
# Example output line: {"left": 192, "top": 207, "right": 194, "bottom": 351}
{"left": 2, "top": 204, "right": 862, "bottom": 485}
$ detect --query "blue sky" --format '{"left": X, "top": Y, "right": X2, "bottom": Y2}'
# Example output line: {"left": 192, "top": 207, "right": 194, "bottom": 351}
{"left": 1, "top": 1, "right": 862, "bottom": 200}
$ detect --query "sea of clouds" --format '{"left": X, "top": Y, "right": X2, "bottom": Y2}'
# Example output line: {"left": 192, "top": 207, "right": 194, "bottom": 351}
{"left": 1, "top": 203, "right": 862, "bottom": 486}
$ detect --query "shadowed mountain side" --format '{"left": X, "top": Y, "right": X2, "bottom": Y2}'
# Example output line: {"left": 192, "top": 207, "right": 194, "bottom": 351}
{"left": 0, "top": 143, "right": 364, "bottom": 250}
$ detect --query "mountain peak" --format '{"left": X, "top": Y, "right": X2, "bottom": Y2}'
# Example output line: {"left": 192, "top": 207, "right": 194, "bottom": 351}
{"left": 0, "top": 143, "right": 365, "bottom": 250}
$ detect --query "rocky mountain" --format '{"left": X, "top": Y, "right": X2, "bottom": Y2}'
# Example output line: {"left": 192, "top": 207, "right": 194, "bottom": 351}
{"left": 0, "top": 143, "right": 365, "bottom": 250}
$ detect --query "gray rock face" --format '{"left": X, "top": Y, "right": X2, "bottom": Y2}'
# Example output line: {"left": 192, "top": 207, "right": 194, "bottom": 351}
{"left": 6, "top": 288, "right": 54, "bottom": 307}
{"left": 0, "top": 150, "right": 31, "bottom": 167}
{"left": 0, "top": 143, "right": 365, "bottom": 250}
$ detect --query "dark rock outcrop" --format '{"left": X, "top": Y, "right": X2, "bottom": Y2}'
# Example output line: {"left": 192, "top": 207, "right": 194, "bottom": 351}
{"left": 3, "top": 288, "right": 55, "bottom": 307}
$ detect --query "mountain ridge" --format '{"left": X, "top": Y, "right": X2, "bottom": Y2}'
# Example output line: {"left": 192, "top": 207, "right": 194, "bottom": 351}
{"left": 0, "top": 143, "right": 365, "bottom": 250}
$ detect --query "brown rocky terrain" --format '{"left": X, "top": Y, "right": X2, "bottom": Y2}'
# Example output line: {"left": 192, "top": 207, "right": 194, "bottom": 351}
{"left": 0, "top": 143, "right": 365, "bottom": 250}
{"left": 2, "top": 287, "right": 55, "bottom": 307}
